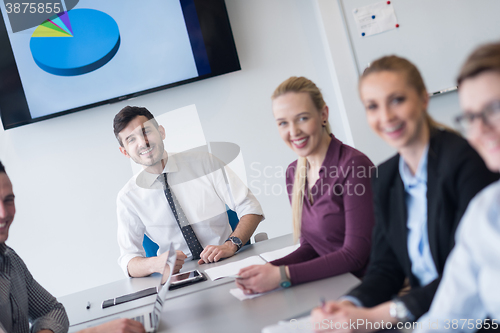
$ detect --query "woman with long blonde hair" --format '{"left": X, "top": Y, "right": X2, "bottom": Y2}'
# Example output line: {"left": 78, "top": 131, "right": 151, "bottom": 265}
{"left": 236, "top": 77, "right": 375, "bottom": 294}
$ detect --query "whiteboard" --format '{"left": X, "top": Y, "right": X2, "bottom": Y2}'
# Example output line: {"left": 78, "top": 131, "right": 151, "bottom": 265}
{"left": 340, "top": 0, "right": 500, "bottom": 94}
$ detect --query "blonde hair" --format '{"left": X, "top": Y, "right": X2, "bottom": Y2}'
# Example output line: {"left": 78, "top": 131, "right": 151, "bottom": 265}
{"left": 272, "top": 76, "right": 331, "bottom": 242}
{"left": 360, "top": 55, "right": 455, "bottom": 133}
{"left": 458, "top": 42, "right": 500, "bottom": 86}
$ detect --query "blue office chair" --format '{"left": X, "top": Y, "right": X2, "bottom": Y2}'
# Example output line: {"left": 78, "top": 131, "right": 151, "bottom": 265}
{"left": 142, "top": 206, "right": 244, "bottom": 257}
{"left": 143, "top": 234, "right": 160, "bottom": 258}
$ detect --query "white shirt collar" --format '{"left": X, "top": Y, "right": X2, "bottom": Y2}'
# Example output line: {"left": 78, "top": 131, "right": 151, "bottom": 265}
{"left": 399, "top": 144, "right": 430, "bottom": 189}
{"left": 136, "top": 153, "right": 179, "bottom": 189}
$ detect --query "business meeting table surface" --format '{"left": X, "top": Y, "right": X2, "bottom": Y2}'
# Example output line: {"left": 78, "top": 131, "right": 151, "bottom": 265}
{"left": 59, "top": 234, "right": 361, "bottom": 333}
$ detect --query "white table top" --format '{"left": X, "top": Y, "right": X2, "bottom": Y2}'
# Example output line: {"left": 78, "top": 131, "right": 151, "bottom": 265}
{"left": 59, "top": 234, "right": 361, "bottom": 333}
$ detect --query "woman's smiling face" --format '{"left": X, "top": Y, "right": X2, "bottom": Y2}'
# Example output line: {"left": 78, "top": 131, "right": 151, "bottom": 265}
{"left": 273, "top": 92, "right": 328, "bottom": 158}
{"left": 360, "top": 71, "right": 429, "bottom": 151}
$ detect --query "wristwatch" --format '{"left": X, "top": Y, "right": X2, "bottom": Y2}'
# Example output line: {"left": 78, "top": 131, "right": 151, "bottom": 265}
{"left": 389, "top": 299, "right": 414, "bottom": 322}
{"left": 279, "top": 266, "right": 292, "bottom": 288}
{"left": 225, "top": 236, "right": 243, "bottom": 251}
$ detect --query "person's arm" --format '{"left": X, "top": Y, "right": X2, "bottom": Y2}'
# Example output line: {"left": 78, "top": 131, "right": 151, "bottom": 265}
{"left": 235, "top": 240, "right": 319, "bottom": 294}
{"left": 271, "top": 239, "right": 319, "bottom": 266}
{"left": 346, "top": 175, "right": 407, "bottom": 308}
{"left": 198, "top": 159, "right": 264, "bottom": 264}
{"left": 77, "top": 319, "right": 146, "bottom": 333}
{"left": 198, "top": 213, "right": 262, "bottom": 263}
{"left": 311, "top": 301, "right": 396, "bottom": 333}
{"left": 281, "top": 156, "right": 375, "bottom": 285}
{"left": 19, "top": 254, "right": 69, "bottom": 333}
{"left": 127, "top": 250, "right": 186, "bottom": 277}
{"left": 229, "top": 213, "right": 262, "bottom": 246}
{"left": 116, "top": 193, "right": 186, "bottom": 277}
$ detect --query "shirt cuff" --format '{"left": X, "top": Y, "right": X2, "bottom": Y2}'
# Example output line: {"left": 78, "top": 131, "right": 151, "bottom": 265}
{"left": 31, "top": 314, "right": 69, "bottom": 333}
{"left": 339, "top": 296, "right": 364, "bottom": 308}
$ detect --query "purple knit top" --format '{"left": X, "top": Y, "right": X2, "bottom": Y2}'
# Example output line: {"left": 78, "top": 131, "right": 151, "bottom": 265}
{"left": 271, "top": 135, "right": 375, "bottom": 285}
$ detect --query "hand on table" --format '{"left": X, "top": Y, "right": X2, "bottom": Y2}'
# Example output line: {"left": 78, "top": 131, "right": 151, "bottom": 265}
{"left": 235, "top": 263, "right": 281, "bottom": 294}
{"left": 310, "top": 301, "right": 378, "bottom": 333}
{"left": 174, "top": 250, "right": 187, "bottom": 273}
{"left": 157, "top": 250, "right": 186, "bottom": 274}
{"left": 77, "top": 318, "right": 146, "bottom": 333}
{"left": 198, "top": 242, "right": 237, "bottom": 264}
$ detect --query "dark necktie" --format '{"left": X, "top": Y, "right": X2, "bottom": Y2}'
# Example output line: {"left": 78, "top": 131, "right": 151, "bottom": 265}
{"left": 158, "top": 173, "right": 204, "bottom": 259}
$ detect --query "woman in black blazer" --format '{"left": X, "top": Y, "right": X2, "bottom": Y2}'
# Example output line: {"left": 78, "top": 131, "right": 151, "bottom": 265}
{"left": 311, "top": 56, "right": 498, "bottom": 331}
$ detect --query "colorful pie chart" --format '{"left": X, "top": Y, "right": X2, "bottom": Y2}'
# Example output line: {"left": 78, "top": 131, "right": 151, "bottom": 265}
{"left": 30, "top": 8, "right": 120, "bottom": 76}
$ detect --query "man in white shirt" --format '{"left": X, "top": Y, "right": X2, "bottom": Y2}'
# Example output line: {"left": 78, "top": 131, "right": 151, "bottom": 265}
{"left": 113, "top": 106, "right": 264, "bottom": 277}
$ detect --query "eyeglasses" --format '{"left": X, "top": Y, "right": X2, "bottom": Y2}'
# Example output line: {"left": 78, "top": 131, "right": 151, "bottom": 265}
{"left": 455, "top": 100, "right": 500, "bottom": 135}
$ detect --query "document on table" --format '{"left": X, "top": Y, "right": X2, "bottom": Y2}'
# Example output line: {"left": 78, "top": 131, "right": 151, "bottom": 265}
{"left": 204, "top": 243, "right": 300, "bottom": 281}
{"left": 204, "top": 256, "right": 267, "bottom": 281}
{"left": 259, "top": 244, "right": 300, "bottom": 262}
{"left": 229, "top": 287, "right": 282, "bottom": 301}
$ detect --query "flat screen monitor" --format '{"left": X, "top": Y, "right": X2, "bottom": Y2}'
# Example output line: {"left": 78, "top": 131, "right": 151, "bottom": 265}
{"left": 0, "top": 0, "right": 240, "bottom": 129}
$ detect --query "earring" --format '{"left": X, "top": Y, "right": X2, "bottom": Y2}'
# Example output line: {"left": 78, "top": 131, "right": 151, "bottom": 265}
{"left": 322, "top": 120, "right": 327, "bottom": 127}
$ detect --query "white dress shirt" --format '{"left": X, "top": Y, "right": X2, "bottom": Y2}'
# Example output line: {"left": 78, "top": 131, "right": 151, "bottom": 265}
{"left": 416, "top": 180, "right": 500, "bottom": 332}
{"left": 117, "top": 151, "right": 264, "bottom": 275}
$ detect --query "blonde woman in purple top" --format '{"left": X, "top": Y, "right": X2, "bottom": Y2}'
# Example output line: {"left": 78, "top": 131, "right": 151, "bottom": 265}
{"left": 236, "top": 77, "right": 375, "bottom": 294}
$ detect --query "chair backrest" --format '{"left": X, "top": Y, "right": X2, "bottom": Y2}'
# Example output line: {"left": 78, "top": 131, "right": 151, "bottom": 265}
{"left": 226, "top": 207, "right": 240, "bottom": 232}
{"left": 143, "top": 234, "right": 160, "bottom": 258}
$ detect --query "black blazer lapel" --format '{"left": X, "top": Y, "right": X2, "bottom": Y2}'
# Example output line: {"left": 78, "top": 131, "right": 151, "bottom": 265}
{"left": 426, "top": 132, "right": 444, "bottom": 271}
{"left": 387, "top": 175, "right": 412, "bottom": 275}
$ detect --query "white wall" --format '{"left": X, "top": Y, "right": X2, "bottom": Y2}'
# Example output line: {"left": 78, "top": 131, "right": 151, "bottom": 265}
{"left": 315, "top": 0, "right": 463, "bottom": 167}
{"left": 0, "top": 0, "right": 353, "bottom": 297}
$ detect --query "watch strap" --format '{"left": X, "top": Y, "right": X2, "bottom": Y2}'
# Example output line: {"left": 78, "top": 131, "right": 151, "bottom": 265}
{"left": 279, "top": 266, "right": 291, "bottom": 288}
{"left": 389, "top": 299, "right": 414, "bottom": 322}
{"left": 225, "top": 236, "right": 242, "bottom": 251}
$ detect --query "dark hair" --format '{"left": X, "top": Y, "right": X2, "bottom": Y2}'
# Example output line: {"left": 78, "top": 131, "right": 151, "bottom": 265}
{"left": 0, "top": 161, "right": 5, "bottom": 174}
{"left": 457, "top": 42, "right": 500, "bottom": 86}
{"left": 113, "top": 106, "right": 159, "bottom": 146}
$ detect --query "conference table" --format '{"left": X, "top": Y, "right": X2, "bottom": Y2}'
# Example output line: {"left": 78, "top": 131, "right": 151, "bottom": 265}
{"left": 59, "top": 234, "right": 361, "bottom": 333}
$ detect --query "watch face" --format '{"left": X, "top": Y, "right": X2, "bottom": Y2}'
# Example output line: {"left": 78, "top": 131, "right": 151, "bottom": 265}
{"left": 231, "top": 237, "right": 242, "bottom": 246}
{"left": 280, "top": 281, "right": 291, "bottom": 288}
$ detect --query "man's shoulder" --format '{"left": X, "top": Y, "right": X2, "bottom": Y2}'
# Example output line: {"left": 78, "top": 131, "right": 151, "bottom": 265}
{"left": 2, "top": 245, "right": 28, "bottom": 270}
{"left": 470, "top": 180, "right": 500, "bottom": 212}
{"left": 170, "top": 151, "right": 225, "bottom": 184}
{"left": 117, "top": 172, "right": 141, "bottom": 198}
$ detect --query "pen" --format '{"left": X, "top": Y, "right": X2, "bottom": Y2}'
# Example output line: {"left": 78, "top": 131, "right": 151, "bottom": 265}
{"left": 86, "top": 302, "right": 91, "bottom": 310}
{"left": 429, "top": 86, "right": 458, "bottom": 97}
{"left": 320, "top": 297, "right": 326, "bottom": 310}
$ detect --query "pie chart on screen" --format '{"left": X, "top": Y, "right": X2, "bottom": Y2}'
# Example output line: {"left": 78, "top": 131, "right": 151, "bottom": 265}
{"left": 30, "top": 8, "right": 120, "bottom": 76}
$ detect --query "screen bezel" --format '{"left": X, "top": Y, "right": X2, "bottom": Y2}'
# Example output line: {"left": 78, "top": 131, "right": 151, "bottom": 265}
{"left": 0, "top": 0, "right": 240, "bottom": 129}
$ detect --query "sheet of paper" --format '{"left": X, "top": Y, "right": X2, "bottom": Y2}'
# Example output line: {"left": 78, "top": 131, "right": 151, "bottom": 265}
{"left": 352, "top": 1, "right": 398, "bottom": 38}
{"left": 204, "top": 255, "right": 266, "bottom": 281}
{"left": 229, "top": 287, "right": 282, "bottom": 301}
{"left": 259, "top": 244, "right": 300, "bottom": 262}
{"left": 262, "top": 315, "right": 314, "bottom": 333}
